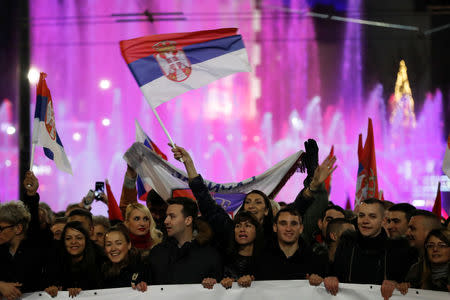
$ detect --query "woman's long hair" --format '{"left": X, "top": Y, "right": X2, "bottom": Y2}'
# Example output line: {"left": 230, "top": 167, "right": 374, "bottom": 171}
{"left": 60, "top": 221, "right": 100, "bottom": 285}
{"left": 125, "top": 203, "right": 162, "bottom": 247}
{"left": 102, "top": 224, "right": 141, "bottom": 278}
{"left": 420, "top": 229, "right": 450, "bottom": 289}
{"left": 238, "top": 190, "right": 274, "bottom": 237}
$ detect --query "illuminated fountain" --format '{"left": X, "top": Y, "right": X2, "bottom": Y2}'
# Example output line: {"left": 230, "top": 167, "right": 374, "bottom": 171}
{"left": 0, "top": 0, "right": 446, "bottom": 216}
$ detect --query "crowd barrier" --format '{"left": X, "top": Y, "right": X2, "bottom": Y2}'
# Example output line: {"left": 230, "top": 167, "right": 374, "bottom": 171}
{"left": 23, "top": 280, "right": 449, "bottom": 300}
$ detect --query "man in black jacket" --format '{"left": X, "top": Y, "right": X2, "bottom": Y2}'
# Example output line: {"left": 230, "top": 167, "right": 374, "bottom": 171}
{"left": 255, "top": 206, "right": 327, "bottom": 280}
{"left": 328, "top": 199, "right": 417, "bottom": 296}
{"left": 0, "top": 172, "right": 53, "bottom": 299}
{"left": 148, "top": 197, "right": 222, "bottom": 285}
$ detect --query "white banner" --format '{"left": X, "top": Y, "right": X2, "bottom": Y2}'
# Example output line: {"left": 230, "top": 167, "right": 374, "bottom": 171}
{"left": 23, "top": 280, "right": 448, "bottom": 300}
{"left": 123, "top": 142, "right": 303, "bottom": 213}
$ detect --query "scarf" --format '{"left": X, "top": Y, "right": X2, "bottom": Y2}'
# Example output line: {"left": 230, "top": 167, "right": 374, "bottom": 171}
{"left": 129, "top": 232, "right": 152, "bottom": 250}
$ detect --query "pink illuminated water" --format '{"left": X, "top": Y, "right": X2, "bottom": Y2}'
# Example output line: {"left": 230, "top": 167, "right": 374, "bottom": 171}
{"left": 0, "top": 0, "right": 446, "bottom": 215}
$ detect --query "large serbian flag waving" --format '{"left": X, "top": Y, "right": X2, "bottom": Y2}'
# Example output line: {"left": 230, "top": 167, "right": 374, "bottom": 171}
{"left": 32, "top": 73, "right": 72, "bottom": 174}
{"left": 120, "top": 28, "right": 251, "bottom": 108}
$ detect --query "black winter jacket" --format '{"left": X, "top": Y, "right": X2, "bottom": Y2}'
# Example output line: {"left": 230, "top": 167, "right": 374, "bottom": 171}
{"left": 147, "top": 238, "right": 222, "bottom": 284}
{"left": 332, "top": 230, "right": 417, "bottom": 284}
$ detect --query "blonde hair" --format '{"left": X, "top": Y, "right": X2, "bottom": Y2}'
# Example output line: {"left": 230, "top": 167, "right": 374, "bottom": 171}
{"left": 125, "top": 203, "right": 162, "bottom": 247}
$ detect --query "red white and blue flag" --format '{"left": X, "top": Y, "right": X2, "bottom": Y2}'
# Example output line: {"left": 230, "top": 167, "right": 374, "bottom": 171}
{"left": 120, "top": 28, "right": 251, "bottom": 108}
{"left": 32, "top": 73, "right": 72, "bottom": 174}
{"left": 135, "top": 120, "right": 168, "bottom": 200}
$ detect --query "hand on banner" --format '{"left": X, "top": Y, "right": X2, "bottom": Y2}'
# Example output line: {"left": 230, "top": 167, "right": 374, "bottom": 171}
{"left": 131, "top": 281, "right": 147, "bottom": 292}
{"left": 237, "top": 275, "right": 254, "bottom": 288}
{"left": 0, "top": 282, "right": 22, "bottom": 300}
{"left": 220, "top": 277, "right": 234, "bottom": 289}
{"left": 396, "top": 282, "right": 410, "bottom": 295}
{"left": 68, "top": 288, "right": 81, "bottom": 298}
{"left": 381, "top": 280, "right": 397, "bottom": 300}
{"left": 323, "top": 276, "right": 339, "bottom": 296}
{"left": 23, "top": 171, "right": 39, "bottom": 196}
{"left": 201, "top": 278, "right": 217, "bottom": 289}
{"left": 44, "top": 286, "right": 59, "bottom": 298}
{"left": 170, "top": 145, "right": 199, "bottom": 180}
{"left": 307, "top": 274, "right": 324, "bottom": 286}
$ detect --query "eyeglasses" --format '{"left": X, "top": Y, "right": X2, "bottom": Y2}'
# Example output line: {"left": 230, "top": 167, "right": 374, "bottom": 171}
{"left": 425, "top": 243, "right": 449, "bottom": 250}
{"left": 0, "top": 224, "right": 15, "bottom": 233}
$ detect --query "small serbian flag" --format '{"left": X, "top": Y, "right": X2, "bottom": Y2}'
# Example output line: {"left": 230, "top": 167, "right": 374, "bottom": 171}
{"left": 135, "top": 120, "right": 168, "bottom": 200}
{"left": 120, "top": 28, "right": 251, "bottom": 108}
{"left": 32, "top": 73, "right": 72, "bottom": 174}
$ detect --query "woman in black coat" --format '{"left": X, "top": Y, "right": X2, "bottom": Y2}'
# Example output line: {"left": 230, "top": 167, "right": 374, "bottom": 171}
{"left": 45, "top": 221, "right": 105, "bottom": 297}
{"left": 101, "top": 225, "right": 148, "bottom": 291}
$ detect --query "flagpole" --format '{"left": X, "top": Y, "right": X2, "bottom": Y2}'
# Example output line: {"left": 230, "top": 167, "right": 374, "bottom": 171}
{"left": 150, "top": 105, "right": 183, "bottom": 162}
{"left": 29, "top": 143, "right": 36, "bottom": 171}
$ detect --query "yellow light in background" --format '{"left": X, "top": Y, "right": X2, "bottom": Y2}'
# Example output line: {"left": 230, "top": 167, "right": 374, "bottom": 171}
{"left": 390, "top": 60, "right": 416, "bottom": 127}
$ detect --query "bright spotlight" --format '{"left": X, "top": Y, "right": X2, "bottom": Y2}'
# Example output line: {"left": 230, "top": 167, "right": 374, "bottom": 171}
{"left": 28, "top": 68, "right": 40, "bottom": 84}
{"left": 99, "top": 79, "right": 111, "bottom": 90}
{"left": 102, "top": 118, "right": 111, "bottom": 126}
{"left": 73, "top": 132, "right": 81, "bottom": 141}
{"left": 226, "top": 134, "right": 233, "bottom": 142}
{"left": 6, "top": 126, "right": 16, "bottom": 135}
{"left": 253, "top": 135, "right": 260, "bottom": 142}
{"left": 207, "top": 134, "right": 214, "bottom": 141}
{"left": 5, "top": 160, "right": 11, "bottom": 167}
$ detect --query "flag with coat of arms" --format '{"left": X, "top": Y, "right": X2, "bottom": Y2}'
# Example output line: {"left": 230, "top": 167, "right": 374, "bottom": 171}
{"left": 32, "top": 73, "right": 72, "bottom": 174}
{"left": 120, "top": 28, "right": 251, "bottom": 108}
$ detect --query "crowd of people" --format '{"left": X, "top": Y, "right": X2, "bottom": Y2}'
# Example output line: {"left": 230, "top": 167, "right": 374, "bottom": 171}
{"left": 0, "top": 140, "right": 449, "bottom": 300}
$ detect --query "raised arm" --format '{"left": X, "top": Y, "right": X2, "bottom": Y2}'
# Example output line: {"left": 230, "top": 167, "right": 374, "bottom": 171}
{"left": 298, "top": 155, "right": 337, "bottom": 245}
{"left": 171, "top": 146, "right": 234, "bottom": 246}
{"left": 119, "top": 165, "right": 138, "bottom": 217}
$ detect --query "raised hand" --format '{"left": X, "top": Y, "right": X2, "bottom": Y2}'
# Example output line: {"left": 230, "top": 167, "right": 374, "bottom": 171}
{"left": 23, "top": 171, "right": 39, "bottom": 196}
{"left": 310, "top": 155, "right": 337, "bottom": 191}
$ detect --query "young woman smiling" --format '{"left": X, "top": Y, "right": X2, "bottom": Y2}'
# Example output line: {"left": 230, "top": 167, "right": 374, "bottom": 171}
{"left": 101, "top": 225, "right": 148, "bottom": 291}
{"left": 45, "top": 221, "right": 105, "bottom": 298}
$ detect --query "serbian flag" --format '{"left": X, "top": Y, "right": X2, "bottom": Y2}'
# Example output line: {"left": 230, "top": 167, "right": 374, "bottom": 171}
{"left": 32, "top": 73, "right": 72, "bottom": 174}
{"left": 135, "top": 120, "right": 168, "bottom": 200}
{"left": 120, "top": 28, "right": 251, "bottom": 108}
{"left": 355, "top": 118, "right": 379, "bottom": 206}
{"left": 443, "top": 133, "right": 450, "bottom": 178}
{"left": 324, "top": 145, "right": 334, "bottom": 194}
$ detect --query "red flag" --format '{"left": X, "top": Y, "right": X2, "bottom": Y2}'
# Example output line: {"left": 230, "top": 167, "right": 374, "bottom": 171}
{"left": 106, "top": 180, "right": 124, "bottom": 221}
{"left": 380, "top": 190, "right": 385, "bottom": 201}
{"left": 432, "top": 182, "right": 441, "bottom": 218}
{"left": 345, "top": 195, "right": 352, "bottom": 210}
{"left": 355, "top": 118, "right": 379, "bottom": 206}
{"left": 324, "top": 145, "right": 334, "bottom": 194}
